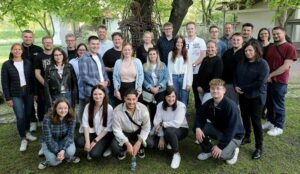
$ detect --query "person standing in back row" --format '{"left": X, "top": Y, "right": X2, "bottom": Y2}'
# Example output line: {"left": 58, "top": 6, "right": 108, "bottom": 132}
{"left": 98, "top": 24, "right": 114, "bottom": 58}
{"left": 157, "top": 22, "right": 175, "bottom": 65}
{"left": 262, "top": 26, "right": 297, "bottom": 136}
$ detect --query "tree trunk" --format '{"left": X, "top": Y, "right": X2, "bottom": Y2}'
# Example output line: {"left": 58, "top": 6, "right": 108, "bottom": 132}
{"left": 168, "top": 0, "right": 193, "bottom": 36}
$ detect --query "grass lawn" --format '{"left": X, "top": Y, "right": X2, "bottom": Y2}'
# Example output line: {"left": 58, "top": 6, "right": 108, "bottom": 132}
{"left": 0, "top": 97, "right": 300, "bottom": 174}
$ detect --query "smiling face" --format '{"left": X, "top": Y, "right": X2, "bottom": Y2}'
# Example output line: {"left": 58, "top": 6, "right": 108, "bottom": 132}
{"left": 242, "top": 26, "right": 253, "bottom": 40}
{"left": 259, "top": 29, "right": 269, "bottom": 42}
{"left": 22, "top": 32, "right": 33, "bottom": 46}
{"left": 56, "top": 101, "right": 69, "bottom": 119}
{"left": 231, "top": 35, "right": 243, "bottom": 48}
{"left": 124, "top": 94, "right": 138, "bottom": 110}
{"left": 224, "top": 24, "right": 233, "bottom": 37}
{"left": 175, "top": 38, "right": 184, "bottom": 50}
{"left": 186, "top": 23, "right": 196, "bottom": 38}
{"left": 206, "top": 42, "right": 217, "bottom": 57}
{"left": 148, "top": 50, "right": 158, "bottom": 64}
{"left": 93, "top": 88, "right": 105, "bottom": 104}
{"left": 244, "top": 45, "right": 256, "bottom": 61}
{"left": 164, "top": 26, "right": 173, "bottom": 37}
{"left": 43, "top": 38, "right": 53, "bottom": 51}
{"left": 113, "top": 35, "right": 123, "bottom": 49}
{"left": 143, "top": 33, "right": 153, "bottom": 44}
{"left": 53, "top": 50, "right": 64, "bottom": 65}
{"left": 122, "top": 44, "right": 133, "bottom": 58}
{"left": 272, "top": 29, "right": 285, "bottom": 43}
{"left": 77, "top": 45, "right": 87, "bottom": 58}
{"left": 88, "top": 39, "right": 100, "bottom": 54}
{"left": 165, "top": 91, "right": 176, "bottom": 106}
{"left": 11, "top": 44, "right": 23, "bottom": 58}
{"left": 66, "top": 36, "right": 76, "bottom": 49}
{"left": 210, "top": 85, "right": 226, "bottom": 100}
{"left": 209, "top": 27, "right": 219, "bottom": 40}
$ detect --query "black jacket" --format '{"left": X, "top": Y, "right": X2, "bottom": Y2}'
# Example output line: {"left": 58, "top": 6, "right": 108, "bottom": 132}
{"left": 21, "top": 43, "right": 43, "bottom": 64}
{"left": 44, "top": 63, "right": 78, "bottom": 107}
{"left": 1, "top": 59, "right": 36, "bottom": 101}
{"left": 195, "top": 97, "right": 245, "bottom": 149}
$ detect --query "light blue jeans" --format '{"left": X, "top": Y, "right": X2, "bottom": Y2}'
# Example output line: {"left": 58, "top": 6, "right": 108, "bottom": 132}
{"left": 42, "top": 142, "right": 76, "bottom": 166}
{"left": 172, "top": 74, "right": 189, "bottom": 106}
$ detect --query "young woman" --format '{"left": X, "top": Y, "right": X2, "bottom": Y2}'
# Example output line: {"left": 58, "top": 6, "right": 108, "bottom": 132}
{"left": 196, "top": 40, "right": 223, "bottom": 104}
{"left": 257, "top": 28, "right": 273, "bottom": 59}
{"left": 235, "top": 40, "right": 269, "bottom": 160}
{"left": 38, "top": 98, "right": 80, "bottom": 170}
{"left": 1, "top": 43, "right": 37, "bottom": 152}
{"left": 167, "top": 36, "right": 193, "bottom": 107}
{"left": 143, "top": 48, "right": 168, "bottom": 122}
{"left": 45, "top": 47, "right": 78, "bottom": 109}
{"left": 136, "top": 31, "right": 155, "bottom": 64}
{"left": 69, "top": 43, "right": 88, "bottom": 122}
{"left": 76, "top": 85, "right": 114, "bottom": 160}
{"left": 113, "top": 43, "right": 144, "bottom": 105}
{"left": 149, "top": 87, "right": 189, "bottom": 169}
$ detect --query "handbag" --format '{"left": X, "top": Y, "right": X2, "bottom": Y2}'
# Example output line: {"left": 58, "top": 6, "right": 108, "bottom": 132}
{"left": 142, "top": 90, "right": 156, "bottom": 103}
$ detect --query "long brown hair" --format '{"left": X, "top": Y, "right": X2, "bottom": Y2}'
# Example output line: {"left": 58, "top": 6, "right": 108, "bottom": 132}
{"left": 88, "top": 85, "right": 109, "bottom": 128}
{"left": 162, "top": 87, "right": 177, "bottom": 111}
{"left": 48, "top": 97, "right": 74, "bottom": 126}
{"left": 171, "top": 36, "right": 188, "bottom": 63}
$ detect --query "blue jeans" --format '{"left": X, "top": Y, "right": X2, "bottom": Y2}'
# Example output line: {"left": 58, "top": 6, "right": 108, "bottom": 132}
{"left": 172, "top": 74, "right": 189, "bottom": 106}
{"left": 266, "top": 82, "right": 288, "bottom": 128}
{"left": 12, "top": 92, "right": 34, "bottom": 138}
{"left": 42, "top": 142, "right": 76, "bottom": 166}
{"left": 52, "top": 91, "right": 72, "bottom": 106}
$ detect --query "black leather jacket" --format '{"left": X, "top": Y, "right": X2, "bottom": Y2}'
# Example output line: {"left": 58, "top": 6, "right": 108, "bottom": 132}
{"left": 45, "top": 63, "right": 78, "bottom": 108}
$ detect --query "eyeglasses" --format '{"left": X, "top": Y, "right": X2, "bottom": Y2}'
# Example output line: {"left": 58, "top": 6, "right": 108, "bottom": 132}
{"left": 54, "top": 54, "right": 63, "bottom": 57}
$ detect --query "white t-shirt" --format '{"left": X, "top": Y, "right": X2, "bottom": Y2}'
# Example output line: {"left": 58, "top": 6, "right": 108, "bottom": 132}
{"left": 79, "top": 104, "right": 113, "bottom": 134}
{"left": 13, "top": 61, "right": 26, "bottom": 86}
{"left": 151, "top": 64, "right": 158, "bottom": 85}
{"left": 98, "top": 39, "right": 114, "bottom": 58}
{"left": 185, "top": 37, "right": 206, "bottom": 74}
{"left": 92, "top": 54, "right": 104, "bottom": 82}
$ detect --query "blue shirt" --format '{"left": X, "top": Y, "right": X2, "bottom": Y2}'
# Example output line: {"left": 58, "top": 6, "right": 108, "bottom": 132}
{"left": 156, "top": 36, "right": 174, "bottom": 65}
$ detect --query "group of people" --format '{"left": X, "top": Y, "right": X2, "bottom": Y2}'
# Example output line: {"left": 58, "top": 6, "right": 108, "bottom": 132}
{"left": 1, "top": 21, "right": 297, "bottom": 170}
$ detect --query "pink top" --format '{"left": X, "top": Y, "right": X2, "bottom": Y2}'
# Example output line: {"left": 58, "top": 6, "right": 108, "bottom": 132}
{"left": 120, "top": 59, "right": 136, "bottom": 82}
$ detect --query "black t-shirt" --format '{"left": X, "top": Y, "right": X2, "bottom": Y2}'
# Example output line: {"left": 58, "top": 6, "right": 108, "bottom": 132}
{"left": 102, "top": 48, "right": 122, "bottom": 82}
{"left": 136, "top": 45, "right": 149, "bottom": 64}
{"left": 222, "top": 48, "right": 244, "bottom": 83}
{"left": 34, "top": 52, "right": 52, "bottom": 84}
{"left": 68, "top": 49, "right": 77, "bottom": 61}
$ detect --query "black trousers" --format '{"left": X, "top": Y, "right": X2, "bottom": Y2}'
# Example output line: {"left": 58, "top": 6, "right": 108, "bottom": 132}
{"left": 36, "top": 88, "right": 46, "bottom": 121}
{"left": 76, "top": 132, "right": 113, "bottom": 158}
{"left": 239, "top": 95, "right": 263, "bottom": 149}
{"left": 111, "top": 130, "right": 144, "bottom": 155}
{"left": 145, "top": 91, "right": 165, "bottom": 124}
{"left": 192, "top": 74, "right": 201, "bottom": 110}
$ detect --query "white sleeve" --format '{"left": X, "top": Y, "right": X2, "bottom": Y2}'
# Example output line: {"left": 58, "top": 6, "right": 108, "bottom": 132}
{"left": 163, "top": 103, "right": 186, "bottom": 128}
{"left": 112, "top": 110, "right": 128, "bottom": 146}
{"left": 153, "top": 103, "right": 164, "bottom": 136}
{"left": 105, "top": 105, "right": 114, "bottom": 132}
{"left": 200, "top": 38, "right": 207, "bottom": 51}
{"left": 138, "top": 107, "right": 151, "bottom": 145}
{"left": 186, "top": 58, "right": 193, "bottom": 86}
{"left": 168, "top": 52, "right": 173, "bottom": 86}
{"left": 82, "top": 104, "right": 90, "bottom": 128}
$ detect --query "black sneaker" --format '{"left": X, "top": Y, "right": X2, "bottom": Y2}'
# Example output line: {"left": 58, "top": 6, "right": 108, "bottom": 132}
{"left": 118, "top": 150, "right": 127, "bottom": 160}
{"left": 138, "top": 148, "right": 145, "bottom": 158}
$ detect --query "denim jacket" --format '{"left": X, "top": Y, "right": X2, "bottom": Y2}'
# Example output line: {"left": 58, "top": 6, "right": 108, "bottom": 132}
{"left": 79, "top": 52, "right": 109, "bottom": 99}
{"left": 143, "top": 63, "right": 169, "bottom": 93}
{"left": 113, "top": 58, "right": 144, "bottom": 91}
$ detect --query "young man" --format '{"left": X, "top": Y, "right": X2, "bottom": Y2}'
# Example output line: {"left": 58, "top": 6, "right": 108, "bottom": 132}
{"left": 97, "top": 24, "right": 113, "bottom": 57}
{"left": 220, "top": 23, "right": 233, "bottom": 50}
{"left": 195, "top": 79, "right": 245, "bottom": 165}
{"left": 102, "top": 32, "right": 124, "bottom": 107}
{"left": 111, "top": 89, "right": 151, "bottom": 160}
{"left": 64, "top": 33, "right": 77, "bottom": 60}
{"left": 34, "top": 36, "right": 53, "bottom": 125}
{"left": 263, "top": 26, "right": 298, "bottom": 136}
{"left": 209, "top": 25, "right": 227, "bottom": 57}
{"left": 21, "top": 30, "right": 43, "bottom": 132}
{"left": 221, "top": 32, "right": 244, "bottom": 104}
{"left": 241, "top": 23, "right": 256, "bottom": 44}
{"left": 185, "top": 21, "right": 206, "bottom": 109}
{"left": 78, "top": 36, "right": 109, "bottom": 108}
{"left": 156, "top": 22, "right": 175, "bottom": 65}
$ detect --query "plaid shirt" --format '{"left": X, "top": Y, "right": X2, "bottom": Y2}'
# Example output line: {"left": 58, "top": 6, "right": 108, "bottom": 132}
{"left": 42, "top": 116, "right": 76, "bottom": 154}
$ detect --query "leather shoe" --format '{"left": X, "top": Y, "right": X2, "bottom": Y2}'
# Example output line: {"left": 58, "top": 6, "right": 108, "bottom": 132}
{"left": 252, "top": 149, "right": 262, "bottom": 160}
{"left": 241, "top": 137, "right": 251, "bottom": 145}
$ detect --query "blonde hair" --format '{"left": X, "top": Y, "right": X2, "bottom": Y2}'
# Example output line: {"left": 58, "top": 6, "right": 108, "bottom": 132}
{"left": 209, "top": 79, "right": 225, "bottom": 87}
{"left": 121, "top": 42, "right": 133, "bottom": 60}
{"left": 143, "top": 48, "right": 164, "bottom": 72}
{"left": 143, "top": 31, "right": 154, "bottom": 44}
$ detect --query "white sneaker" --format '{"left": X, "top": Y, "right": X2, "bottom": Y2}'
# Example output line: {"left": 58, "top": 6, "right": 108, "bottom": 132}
{"left": 267, "top": 127, "right": 283, "bottom": 136}
{"left": 194, "top": 140, "right": 200, "bottom": 144}
{"left": 26, "top": 132, "right": 37, "bottom": 141}
{"left": 20, "top": 139, "right": 28, "bottom": 152}
{"left": 167, "top": 144, "right": 172, "bottom": 150}
{"left": 197, "top": 152, "right": 212, "bottom": 160}
{"left": 87, "top": 153, "right": 92, "bottom": 160}
{"left": 38, "top": 161, "right": 47, "bottom": 170}
{"left": 170, "top": 153, "right": 181, "bottom": 169}
{"left": 226, "top": 148, "right": 239, "bottom": 165}
{"left": 262, "top": 121, "right": 274, "bottom": 130}
{"left": 103, "top": 148, "right": 112, "bottom": 157}
{"left": 30, "top": 122, "right": 37, "bottom": 132}
{"left": 38, "top": 148, "right": 44, "bottom": 156}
